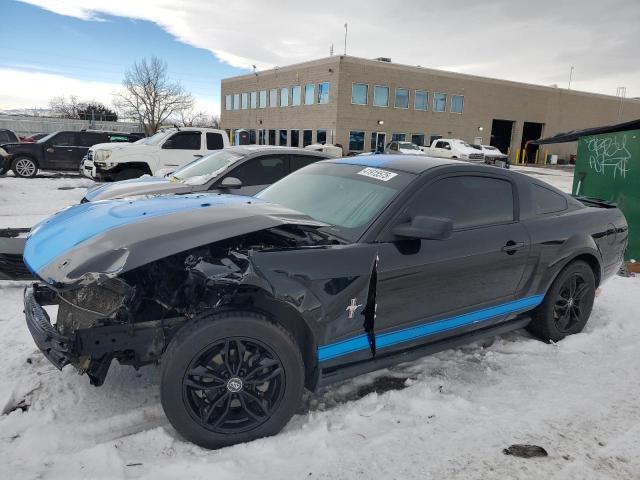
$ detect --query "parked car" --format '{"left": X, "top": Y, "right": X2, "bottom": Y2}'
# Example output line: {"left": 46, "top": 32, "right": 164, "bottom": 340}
{"left": 304, "top": 143, "right": 343, "bottom": 157}
{"left": 0, "top": 130, "right": 142, "bottom": 178}
{"left": 481, "top": 145, "right": 510, "bottom": 168}
{"left": 384, "top": 141, "right": 425, "bottom": 154}
{"left": 84, "top": 127, "right": 229, "bottom": 181}
{"left": 0, "top": 128, "right": 19, "bottom": 145}
{"left": 421, "top": 138, "right": 484, "bottom": 162}
{"left": 82, "top": 146, "right": 331, "bottom": 202}
{"left": 22, "top": 154, "right": 627, "bottom": 449}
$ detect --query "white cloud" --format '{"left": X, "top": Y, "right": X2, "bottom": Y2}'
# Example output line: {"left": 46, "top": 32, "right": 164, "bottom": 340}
{"left": 0, "top": 68, "right": 120, "bottom": 109}
{"left": 14, "top": 0, "right": 640, "bottom": 99}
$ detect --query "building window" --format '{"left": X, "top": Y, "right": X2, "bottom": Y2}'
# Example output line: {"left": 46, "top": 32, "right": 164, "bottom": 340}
{"left": 392, "top": 133, "right": 406, "bottom": 142}
{"left": 373, "top": 85, "right": 389, "bottom": 107}
{"left": 259, "top": 90, "right": 267, "bottom": 109}
{"left": 292, "top": 85, "right": 301, "bottom": 106}
{"left": 317, "top": 129, "right": 327, "bottom": 144}
{"left": 279, "top": 129, "right": 288, "bottom": 146}
{"left": 241, "top": 93, "right": 248, "bottom": 110}
{"left": 304, "top": 84, "right": 314, "bottom": 105}
{"left": 429, "top": 134, "right": 442, "bottom": 145}
{"left": 451, "top": 95, "right": 464, "bottom": 113}
{"left": 433, "top": 93, "right": 447, "bottom": 112}
{"left": 250, "top": 91, "right": 257, "bottom": 109}
{"left": 233, "top": 94, "right": 240, "bottom": 110}
{"left": 317, "top": 82, "right": 330, "bottom": 104}
{"left": 291, "top": 130, "right": 300, "bottom": 147}
{"left": 351, "top": 83, "right": 368, "bottom": 105}
{"left": 303, "top": 129, "right": 312, "bottom": 147}
{"left": 414, "top": 90, "right": 428, "bottom": 111}
{"left": 349, "top": 131, "right": 365, "bottom": 151}
{"left": 395, "top": 88, "right": 409, "bottom": 109}
{"left": 268, "top": 129, "right": 276, "bottom": 145}
{"left": 280, "top": 87, "right": 289, "bottom": 107}
{"left": 269, "top": 89, "right": 277, "bottom": 108}
{"left": 411, "top": 134, "right": 425, "bottom": 146}
{"left": 258, "top": 129, "right": 266, "bottom": 145}
{"left": 225, "top": 95, "right": 231, "bottom": 111}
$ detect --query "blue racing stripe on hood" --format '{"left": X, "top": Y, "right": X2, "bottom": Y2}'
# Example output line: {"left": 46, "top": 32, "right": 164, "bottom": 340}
{"left": 23, "top": 194, "right": 260, "bottom": 275}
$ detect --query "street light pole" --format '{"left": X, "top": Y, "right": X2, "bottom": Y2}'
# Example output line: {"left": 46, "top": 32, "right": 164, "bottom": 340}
{"left": 344, "top": 23, "right": 348, "bottom": 55}
{"left": 568, "top": 66, "right": 574, "bottom": 90}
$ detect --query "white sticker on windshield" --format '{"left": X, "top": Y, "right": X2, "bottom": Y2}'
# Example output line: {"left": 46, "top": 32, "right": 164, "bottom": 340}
{"left": 357, "top": 167, "right": 398, "bottom": 182}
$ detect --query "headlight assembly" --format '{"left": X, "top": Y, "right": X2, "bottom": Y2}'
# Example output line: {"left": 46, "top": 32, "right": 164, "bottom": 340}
{"left": 93, "top": 149, "right": 112, "bottom": 162}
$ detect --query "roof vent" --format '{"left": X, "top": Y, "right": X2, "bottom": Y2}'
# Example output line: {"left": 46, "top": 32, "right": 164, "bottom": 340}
{"left": 375, "top": 57, "right": 392, "bottom": 63}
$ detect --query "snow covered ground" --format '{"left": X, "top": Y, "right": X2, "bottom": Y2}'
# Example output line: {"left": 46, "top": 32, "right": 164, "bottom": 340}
{"left": 1, "top": 167, "right": 639, "bottom": 480}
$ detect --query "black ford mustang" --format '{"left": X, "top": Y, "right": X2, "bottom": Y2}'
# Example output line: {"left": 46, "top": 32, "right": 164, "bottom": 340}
{"left": 22, "top": 155, "right": 628, "bottom": 449}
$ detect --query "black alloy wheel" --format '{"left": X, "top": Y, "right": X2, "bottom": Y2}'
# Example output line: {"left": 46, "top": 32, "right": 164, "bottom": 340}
{"left": 183, "top": 337, "right": 285, "bottom": 433}
{"left": 527, "top": 260, "right": 595, "bottom": 342}
{"left": 553, "top": 273, "right": 590, "bottom": 333}
{"left": 160, "top": 311, "right": 304, "bottom": 449}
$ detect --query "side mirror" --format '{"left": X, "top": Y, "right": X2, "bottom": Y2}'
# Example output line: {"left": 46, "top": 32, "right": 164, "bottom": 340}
{"left": 393, "top": 215, "right": 453, "bottom": 240}
{"left": 219, "top": 176, "right": 242, "bottom": 189}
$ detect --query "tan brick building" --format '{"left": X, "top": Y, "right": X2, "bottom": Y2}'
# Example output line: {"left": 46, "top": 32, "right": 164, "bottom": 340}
{"left": 220, "top": 56, "right": 640, "bottom": 161}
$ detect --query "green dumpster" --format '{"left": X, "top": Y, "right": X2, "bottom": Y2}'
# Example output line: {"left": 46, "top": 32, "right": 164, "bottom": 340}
{"left": 572, "top": 129, "right": 640, "bottom": 261}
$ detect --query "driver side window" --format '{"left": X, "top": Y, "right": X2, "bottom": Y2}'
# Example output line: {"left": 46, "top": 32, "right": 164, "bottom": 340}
{"left": 405, "top": 175, "right": 514, "bottom": 229}
{"left": 164, "top": 131, "right": 201, "bottom": 150}
{"left": 51, "top": 132, "right": 76, "bottom": 146}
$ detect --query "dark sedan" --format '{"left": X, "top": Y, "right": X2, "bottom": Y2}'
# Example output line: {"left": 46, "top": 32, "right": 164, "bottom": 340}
{"left": 22, "top": 155, "right": 627, "bottom": 449}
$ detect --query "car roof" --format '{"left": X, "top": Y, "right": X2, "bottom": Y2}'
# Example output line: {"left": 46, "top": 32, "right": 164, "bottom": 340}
{"left": 225, "top": 145, "right": 330, "bottom": 157}
{"left": 327, "top": 154, "right": 465, "bottom": 174}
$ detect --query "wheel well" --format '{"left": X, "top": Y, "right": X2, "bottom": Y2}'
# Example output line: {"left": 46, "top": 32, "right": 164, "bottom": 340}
{"left": 249, "top": 296, "right": 317, "bottom": 390}
{"left": 115, "top": 162, "right": 152, "bottom": 175}
{"left": 570, "top": 253, "right": 601, "bottom": 287}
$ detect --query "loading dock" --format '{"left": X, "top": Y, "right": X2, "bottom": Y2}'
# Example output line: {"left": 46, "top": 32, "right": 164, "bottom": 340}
{"left": 490, "top": 119, "right": 514, "bottom": 155}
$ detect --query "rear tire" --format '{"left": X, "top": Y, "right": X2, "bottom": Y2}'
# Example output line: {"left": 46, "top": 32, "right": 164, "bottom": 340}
{"left": 11, "top": 157, "right": 38, "bottom": 178}
{"left": 114, "top": 168, "right": 145, "bottom": 181}
{"left": 527, "top": 260, "right": 595, "bottom": 342}
{"left": 160, "top": 311, "right": 304, "bottom": 449}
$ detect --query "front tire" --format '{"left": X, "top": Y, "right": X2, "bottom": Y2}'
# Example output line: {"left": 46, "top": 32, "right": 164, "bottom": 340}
{"left": 160, "top": 311, "right": 304, "bottom": 449}
{"left": 11, "top": 157, "right": 38, "bottom": 178}
{"left": 527, "top": 260, "right": 595, "bottom": 342}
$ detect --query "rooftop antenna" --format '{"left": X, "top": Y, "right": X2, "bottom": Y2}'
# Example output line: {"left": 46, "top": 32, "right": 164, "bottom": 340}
{"left": 252, "top": 64, "right": 257, "bottom": 76}
{"left": 568, "top": 66, "right": 574, "bottom": 89}
{"left": 330, "top": 44, "right": 334, "bottom": 56}
{"left": 344, "top": 23, "right": 348, "bottom": 55}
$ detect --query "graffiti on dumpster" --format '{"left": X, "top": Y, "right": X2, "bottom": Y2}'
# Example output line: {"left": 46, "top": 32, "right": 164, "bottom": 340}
{"left": 587, "top": 135, "right": 631, "bottom": 179}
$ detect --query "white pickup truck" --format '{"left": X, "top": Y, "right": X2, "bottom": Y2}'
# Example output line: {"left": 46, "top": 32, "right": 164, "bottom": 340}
{"left": 420, "top": 138, "right": 484, "bottom": 162}
{"left": 82, "top": 127, "right": 229, "bottom": 181}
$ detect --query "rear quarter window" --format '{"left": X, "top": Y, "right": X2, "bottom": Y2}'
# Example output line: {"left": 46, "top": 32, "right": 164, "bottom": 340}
{"left": 206, "top": 132, "right": 225, "bottom": 150}
{"left": 532, "top": 183, "right": 568, "bottom": 214}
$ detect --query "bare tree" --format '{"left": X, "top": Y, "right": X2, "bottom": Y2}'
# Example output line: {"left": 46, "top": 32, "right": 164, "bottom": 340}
{"left": 113, "top": 57, "right": 193, "bottom": 136}
{"left": 49, "top": 95, "right": 80, "bottom": 118}
{"left": 174, "top": 108, "right": 220, "bottom": 128}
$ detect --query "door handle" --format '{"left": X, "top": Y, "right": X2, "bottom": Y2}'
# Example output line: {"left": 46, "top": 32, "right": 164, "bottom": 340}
{"left": 193, "top": 154, "right": 203, "bottom": 158}
{"left": 46, "top": 148, "right": 54, "bottom": 153}
{"left": 501, "top": 240, "right": 525, "bottom": 255}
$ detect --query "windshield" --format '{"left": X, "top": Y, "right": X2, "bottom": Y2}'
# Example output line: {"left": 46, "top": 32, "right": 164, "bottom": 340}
{"left": 170, "top": 150, "right": 243, "bottom": 184}
{"left": 37, "top": 132, "right": 58, "bottom": 143}
{"left": 257, "top": 162, "right": 414, "bottom": 241}
{"left": 138, "top": 130, "right": 171, "bottom": 146}
{"left": 398, "top": 142, "right": 420, "bottom": 151}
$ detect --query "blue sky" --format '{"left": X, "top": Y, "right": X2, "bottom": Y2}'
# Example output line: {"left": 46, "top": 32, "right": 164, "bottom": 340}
{"left": 0, "top": 0, "right": 247, "bottom": 114}
{"left": 1, "top": 0, "right": 639, "bottom": 115}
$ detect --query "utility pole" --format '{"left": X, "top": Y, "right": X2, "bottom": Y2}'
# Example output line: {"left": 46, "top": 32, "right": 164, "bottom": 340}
{"left": 616, "top": 86, "right": 626, "bottom": 121}
{"left": 568, "top": 66, "right": 574, "bottom": 90}
{"left": 344, "top": 23, "right": 348, "bottom": 55}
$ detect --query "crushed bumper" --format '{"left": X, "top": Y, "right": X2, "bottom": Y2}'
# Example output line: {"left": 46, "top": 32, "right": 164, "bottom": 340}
{"left": 24, "top": 284, "right": 74, "bottom": 369}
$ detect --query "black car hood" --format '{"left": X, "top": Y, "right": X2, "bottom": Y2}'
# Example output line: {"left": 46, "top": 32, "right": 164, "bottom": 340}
{"left": 23, "top": 193, "right": 328, "bottom": 287}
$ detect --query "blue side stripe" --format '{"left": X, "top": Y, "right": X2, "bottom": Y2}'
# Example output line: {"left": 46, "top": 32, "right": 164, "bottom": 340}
{"left": 317, "top": 294, "right": 544, "bottom": 362}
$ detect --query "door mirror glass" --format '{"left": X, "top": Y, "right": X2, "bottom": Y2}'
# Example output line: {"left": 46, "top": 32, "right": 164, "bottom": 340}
{"left": 393, "top": 215, "right": 453, "bottom": 240}
{"left": 220, "top": 176, "right": 242, "bottom": 189}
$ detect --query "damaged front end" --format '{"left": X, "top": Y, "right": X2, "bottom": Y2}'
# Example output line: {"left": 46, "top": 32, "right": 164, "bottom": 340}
{"left": 24, "top": 205, "right": 338, "bottom": 386}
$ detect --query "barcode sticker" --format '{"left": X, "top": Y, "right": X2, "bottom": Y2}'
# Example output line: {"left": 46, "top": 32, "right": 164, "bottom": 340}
{"left": 357, "top": 167, "right": 398, "bottom": 182}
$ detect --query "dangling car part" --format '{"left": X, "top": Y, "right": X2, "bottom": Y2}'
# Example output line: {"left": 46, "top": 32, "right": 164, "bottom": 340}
{"left": 22, "top": 156, "right": 627, "bottom": 449}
